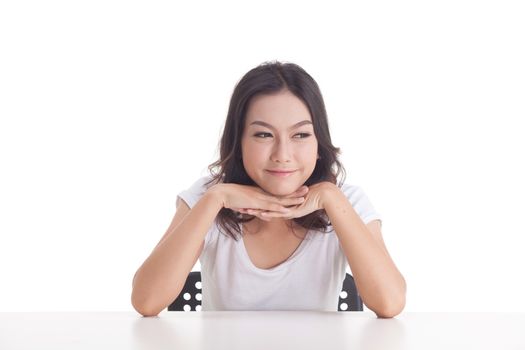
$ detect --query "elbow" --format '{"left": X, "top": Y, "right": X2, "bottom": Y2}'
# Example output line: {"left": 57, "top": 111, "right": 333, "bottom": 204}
{"left": 136, "top": 309, "right": 160, "bottom": 318}
{"left": 375, "top": 298, "right": 405, "bottom": 318}
{"left": 131, "top": 270, "right": 165, "bottom": 317}
{"left": 132, "top": 300, "right": 161, "bottom": 317}
{"left": 131, "top": 290, "right": 161, "bottom": 317}
{"left": 373, "top": 280, "right": 407, "bottom": 319}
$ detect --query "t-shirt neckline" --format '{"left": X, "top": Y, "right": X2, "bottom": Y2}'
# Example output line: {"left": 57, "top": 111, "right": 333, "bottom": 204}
{"left": 238, "top": 222, "right": 312, "bottom": 273}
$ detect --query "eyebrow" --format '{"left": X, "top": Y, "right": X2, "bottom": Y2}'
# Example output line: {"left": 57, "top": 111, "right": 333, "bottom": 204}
{"left": 249, "top": 120, "right": 313, "bottom": 130}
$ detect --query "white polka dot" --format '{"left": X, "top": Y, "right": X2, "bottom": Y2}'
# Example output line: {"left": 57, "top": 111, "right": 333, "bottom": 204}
{"left": 196, "top": 305, "right": 202, "bottom": 312}
{"left": 340, "top": 291, "right": 348, "bottom": 299}
{"left": 340, "top": 303, "right": 348, "bottom": 311}
{"left": 195, "top": 281, "right": 202, "bottom": 289}
{"left": 183, "top": 305, "right": 191, "bottom": 312}
{"left": 195, "top": 293, "right": 202, "bottom": 301}
{"left": 183, "top": 293, "right": 191, "bottom": 300}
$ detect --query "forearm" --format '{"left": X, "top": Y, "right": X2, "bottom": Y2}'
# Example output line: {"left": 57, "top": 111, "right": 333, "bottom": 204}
{"left": 322, "top": 185, "right": 406, "bottom": 318}
{"left": 131, "top": 188, "right": 224, "bottom": 316}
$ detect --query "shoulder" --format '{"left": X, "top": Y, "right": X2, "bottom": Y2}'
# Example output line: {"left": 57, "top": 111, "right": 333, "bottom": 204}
{"left": 189, "top": 174, "right": 216, "bottom": 192}
{"left": 176, "top": 174, "right": 217, "bottom": 208}
{"left": 335, "top": 182, "right": 382, "bottom": 226}
{"left": 337, "top": 182, "right": 369, "bottom": 203}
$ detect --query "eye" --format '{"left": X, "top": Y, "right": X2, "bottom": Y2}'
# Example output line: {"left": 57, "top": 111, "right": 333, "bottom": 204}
{"left": 253, "top": 132, "right": 312, "bottom": 139}
{"left": 294, "top": 133, "right": 312, "bottom": 139}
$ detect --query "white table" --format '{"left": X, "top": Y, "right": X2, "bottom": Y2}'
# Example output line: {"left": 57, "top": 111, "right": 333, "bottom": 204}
{"left": 1, "top": 311, "right": 524, "bottom": 349}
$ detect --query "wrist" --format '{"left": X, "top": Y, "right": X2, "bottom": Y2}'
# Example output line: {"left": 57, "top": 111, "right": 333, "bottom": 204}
{"left": 206, "top": 183, "right": 228, "bottom": 209}
{"left": 319, "top": 182, "right": 340, "bottom": 209}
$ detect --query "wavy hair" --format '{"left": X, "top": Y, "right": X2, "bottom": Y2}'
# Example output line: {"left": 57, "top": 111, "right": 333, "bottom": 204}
{"left": 203, "top": 60, "right": 346, "bottom": 241}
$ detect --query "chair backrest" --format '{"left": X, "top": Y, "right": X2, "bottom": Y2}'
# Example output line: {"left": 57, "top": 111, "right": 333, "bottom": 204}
{"left": 168, "top": 271, "right": 363, "bottom": 312}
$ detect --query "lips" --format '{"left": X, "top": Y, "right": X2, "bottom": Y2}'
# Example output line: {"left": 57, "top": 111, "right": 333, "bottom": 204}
{"left": 266, "top": 169, "right": 297, "bottom": 177}
{"left": 266, "top": 169, "right": 297, "bottom": 173}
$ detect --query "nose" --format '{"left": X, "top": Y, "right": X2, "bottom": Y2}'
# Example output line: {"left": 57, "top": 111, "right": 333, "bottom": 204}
{"left": 270, "top": 139, "right": 292, "bottom": 163}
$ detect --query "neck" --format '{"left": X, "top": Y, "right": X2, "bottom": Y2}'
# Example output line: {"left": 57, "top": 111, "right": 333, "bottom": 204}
{"left": 243, "top": 218, "right": 302, "bottom": 236}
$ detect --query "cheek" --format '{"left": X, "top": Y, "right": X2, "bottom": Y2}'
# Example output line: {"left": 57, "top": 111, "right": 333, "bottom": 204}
{"left": 297, "top": 142, "right": 318, "bottom": 160}
{"left": 242, "top": 143, "right": 267, "bottom": 161}
{"left": 241, "top": 144, "right": 266, "bottom": 176}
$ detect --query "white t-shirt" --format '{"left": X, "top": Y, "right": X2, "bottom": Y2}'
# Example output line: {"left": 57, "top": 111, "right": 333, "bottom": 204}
{"left": 176, "top": 175, "right": 382, "bottom": 311}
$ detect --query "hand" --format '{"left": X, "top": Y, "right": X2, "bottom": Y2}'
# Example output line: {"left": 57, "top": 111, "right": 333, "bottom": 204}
{"left": 216, "top": 183, "right": 308, "bottom": 222}
{"left": 233, "top": 182, "right": 332, "bottom": 222}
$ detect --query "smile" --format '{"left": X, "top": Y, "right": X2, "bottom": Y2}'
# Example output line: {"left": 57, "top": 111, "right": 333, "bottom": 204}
{"left": 266, "top": 170, "right": 297, "bottom": 177}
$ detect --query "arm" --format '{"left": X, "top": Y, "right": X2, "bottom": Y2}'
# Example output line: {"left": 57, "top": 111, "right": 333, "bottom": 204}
{"left": 131, "top": 186, "right": 224, "bottom": 317}
{"left": 320, "top": 183, "right": 406, "bottom": 318}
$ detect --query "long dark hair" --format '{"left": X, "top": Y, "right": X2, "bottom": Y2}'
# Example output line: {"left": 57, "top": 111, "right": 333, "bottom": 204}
{"left": 204, "top": 60, "right": 346, "bottom": 241}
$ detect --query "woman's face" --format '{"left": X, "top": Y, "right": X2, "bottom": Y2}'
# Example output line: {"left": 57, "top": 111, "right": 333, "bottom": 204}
{"left": 241, "top": 90, "right": 319, "bottom": 197}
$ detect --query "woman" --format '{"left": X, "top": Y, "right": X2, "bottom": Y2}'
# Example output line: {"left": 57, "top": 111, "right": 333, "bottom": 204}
{"left": 131, "top": 61, "right": 406, "bottom": 317}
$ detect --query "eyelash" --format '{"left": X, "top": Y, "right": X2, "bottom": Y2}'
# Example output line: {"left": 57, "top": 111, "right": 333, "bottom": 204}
{"left": 254, "top": 132, "right": 312, "bottom": 139}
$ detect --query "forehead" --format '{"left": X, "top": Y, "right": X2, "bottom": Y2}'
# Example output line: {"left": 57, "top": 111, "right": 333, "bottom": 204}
{"left": 245, "top": 90, "right": 312, "bottom": 125}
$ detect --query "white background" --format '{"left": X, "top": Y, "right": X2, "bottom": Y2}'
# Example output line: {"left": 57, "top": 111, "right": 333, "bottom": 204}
{"left": 1, "top": 0, "right": 524, "bottom": 313}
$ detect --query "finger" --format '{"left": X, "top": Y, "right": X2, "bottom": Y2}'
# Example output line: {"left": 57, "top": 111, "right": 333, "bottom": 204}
{"left": 267, "top": 195, "right": 296, "bottom": 206}
{"left": 260, "top": 209, "right": 294, "bottom": 219}
{"left": 246, "top": 209, "right": 272, "bottom": 221}
{"left": 259, "top": 214, "right": 272, "bottom": 222}
{"left": 298, "top": 185, "right": 309, "bottom": 194}
{"left": 232, "top": 208, "right": 250, "bottom": 214}
{"left": 294, "top": 185, "right": 309, "bottom": 195}
{"left": 277, "top": 196, "right": 305, "bottom": 207}
{"left": 257, "top": 191, "right": 304, "bottom": 209}
{"left": 265, "top": 203, "right": 295, "bottom": 213}
{"left": 279, "top": 186, "right": 308, "bottom": 199}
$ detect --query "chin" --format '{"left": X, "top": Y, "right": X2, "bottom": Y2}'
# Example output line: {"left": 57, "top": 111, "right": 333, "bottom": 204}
{"left": 258, "top": 180, "right": 303, "bottom": 197}
{"left": 265, "top": 188, "right": 293, "bottom": 197}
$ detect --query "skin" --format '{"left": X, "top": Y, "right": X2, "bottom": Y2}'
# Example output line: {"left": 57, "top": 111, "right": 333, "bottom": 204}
{"left": 240, "top": 89, "right": 319, "bottom": 233}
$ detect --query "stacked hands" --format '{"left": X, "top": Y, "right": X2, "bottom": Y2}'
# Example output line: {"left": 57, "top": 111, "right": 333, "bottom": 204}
{"left": 217, "top": 182, "right": 332, "bottom": 222}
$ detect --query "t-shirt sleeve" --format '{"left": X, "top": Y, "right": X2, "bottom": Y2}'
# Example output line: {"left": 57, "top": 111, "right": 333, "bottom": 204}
{"left": 340, "top": 183, "right": 383, "bottom": 226}
{"left": 176, "top": 176, "right": 211, "bottom": 209}
{"left": 175, "top": 175, "right": 218, "bottom": 249}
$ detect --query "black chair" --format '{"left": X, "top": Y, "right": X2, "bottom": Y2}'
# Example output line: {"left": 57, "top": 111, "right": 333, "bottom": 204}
{"left": 168, "top": 271, "right": 363, "bottom": 312}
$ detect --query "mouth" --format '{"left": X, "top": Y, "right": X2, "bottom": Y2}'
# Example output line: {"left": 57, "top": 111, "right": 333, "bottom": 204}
{"left": 265, "top": 170, "right": 297, "bottom": 177}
